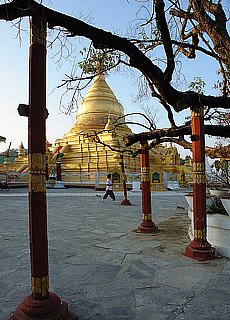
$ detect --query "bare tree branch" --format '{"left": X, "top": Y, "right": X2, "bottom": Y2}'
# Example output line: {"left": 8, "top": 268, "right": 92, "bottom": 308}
{"left": 0, "top": 0, "right": 229, "bottom": 114}
{"left": 124, "top": 124, "right": 230, "bottom": 147}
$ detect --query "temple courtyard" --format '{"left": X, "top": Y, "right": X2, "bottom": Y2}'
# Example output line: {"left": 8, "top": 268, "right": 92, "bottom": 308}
{"left": 0, "top": 188, "right": 229, "bottom": 320}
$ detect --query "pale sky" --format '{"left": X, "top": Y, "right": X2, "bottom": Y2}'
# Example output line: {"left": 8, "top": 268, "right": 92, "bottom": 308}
{"left": 0, "top": 0, "right": 225, "bottom": 157}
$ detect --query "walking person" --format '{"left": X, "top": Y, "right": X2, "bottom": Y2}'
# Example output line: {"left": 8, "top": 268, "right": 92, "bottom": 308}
{"left": 102, "top": 173, "right": 116, "bottom": 203}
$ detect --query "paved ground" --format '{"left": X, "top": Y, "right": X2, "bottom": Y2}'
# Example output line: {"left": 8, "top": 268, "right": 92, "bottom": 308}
{"left": 0, "top": 188, "right": 229, "bottom": 320}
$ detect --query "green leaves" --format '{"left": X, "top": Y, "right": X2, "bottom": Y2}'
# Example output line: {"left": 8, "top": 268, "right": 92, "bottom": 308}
{"left": 188, "top": 77, "right": 206, "bottom": 94}
{"left": 78, "top": 47, "right": 120, "bottom": 75}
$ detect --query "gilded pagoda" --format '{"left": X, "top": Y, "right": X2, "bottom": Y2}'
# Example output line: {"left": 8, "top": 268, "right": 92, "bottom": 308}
{"left": 1, "top": 74, "right": 193, "bottom": 189}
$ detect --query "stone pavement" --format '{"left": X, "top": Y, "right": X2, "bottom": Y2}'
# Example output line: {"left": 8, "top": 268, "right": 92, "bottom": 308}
{"left": 0, "top": 188, "right": 229, "bottom": 320}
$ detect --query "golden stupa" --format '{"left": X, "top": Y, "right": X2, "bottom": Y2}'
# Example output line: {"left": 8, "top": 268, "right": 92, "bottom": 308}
{"left": 49, "top": 74, "right": 192, "bottom": 190}
{"left": 52, "top": 74, "right": 141, "bottom": 189}
{"left": 2, "top": 74, "right": 193, "bottom": 189}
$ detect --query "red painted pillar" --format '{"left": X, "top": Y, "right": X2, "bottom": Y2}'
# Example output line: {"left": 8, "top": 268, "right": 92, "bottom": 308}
{"left": 56, "top": 159, "right": 61, "bottom": 181}
{"left": 12, "top": 14, "right": 77, "bottom": 320}
{"left": 183, "top": 107, "right": 215, "bottom": 261}
{"left": 54, "top": 156, "right": 65, "bottom": 188}
{"left": 137, "top": 141, "right": 158, "bottom": 233}
{"left": 120, "top": 154, "right": 131, "bottom": 205}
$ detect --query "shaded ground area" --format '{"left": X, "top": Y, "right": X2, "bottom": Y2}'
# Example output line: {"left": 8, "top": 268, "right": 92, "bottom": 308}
{"left": 157, "top": 215, "right": 190, "bottom": 252}
{"left": 0, "top": 188, "right": 229, "bottom": 320}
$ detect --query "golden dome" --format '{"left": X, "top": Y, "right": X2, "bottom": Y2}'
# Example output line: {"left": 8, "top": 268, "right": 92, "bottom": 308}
{"left": 73, "top": 74, "right": 125, "bottom": 132}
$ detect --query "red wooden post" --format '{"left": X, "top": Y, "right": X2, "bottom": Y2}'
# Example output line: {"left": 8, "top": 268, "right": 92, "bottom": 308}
{"left": 12, "top": 13, "right": 77, "bottom": 319}
{"left": 137, "top": 141, "right": 158, "bottom": 233}
{"left": 56, "top": 159, "right": 61, "bottom": 181}
{"left": 183, "top": 107, "right": 215, "bottom": 261}
{"left": 54, "top": 156, "right": 65, "bottom": 188}
{"left": 120, "top": 154, "right": 132, "bottom": 205}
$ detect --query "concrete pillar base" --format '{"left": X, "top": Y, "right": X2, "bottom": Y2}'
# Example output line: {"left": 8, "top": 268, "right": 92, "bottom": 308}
{"left": 182, "top": 244, "right": 216, "bottom": 261}
{"left": 11, "top": 292, "right": 78, "bottom": 320}
{"left": 46, "top": 181, "right": 52, "bottom": 188}
{"left": 54, "top": 181, "right": 65, "bottom": 189}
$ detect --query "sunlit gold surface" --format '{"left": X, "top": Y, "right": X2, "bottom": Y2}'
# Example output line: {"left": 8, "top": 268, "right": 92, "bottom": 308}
{"left": 9, "top": 75, "right": 192, "bottom": 190}
{"left": 72, "top": 74, "right": 128, "bottom": 133}
{"left": 54, "top": 75, "right": 141, "bottom": 188}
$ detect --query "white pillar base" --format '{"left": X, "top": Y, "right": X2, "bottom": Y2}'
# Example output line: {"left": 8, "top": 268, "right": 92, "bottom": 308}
{"left": 54, "top": 181, "right": 66, "bottom": 189}
{"left": 46, "top": 181, "right": 53, "bottom": 188}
